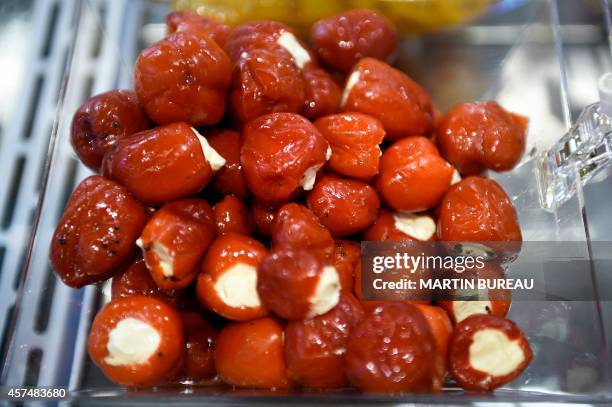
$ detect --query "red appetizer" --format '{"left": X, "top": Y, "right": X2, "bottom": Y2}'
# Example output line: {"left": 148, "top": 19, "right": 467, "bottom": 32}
{"left": 229, "top": 49, "right": 305, "bottom": 125}
{"left": 258, "top": 249, "right": 341, "bottom": 320}
{"left": 224, "top": 21, "right": 314, "bottom": 68}
{"left": 437, "top": 101, "right": 527, "bottom": 175}
{"left": 197, "top": 233, "right": 269, "bottom": 321}
{"left": 341, "top": 58, "right": 433, "bottom": 140}
{"left": 87, "top": 296, "right": 184, "bottom": 387}
{"left": 102, "top": 123, "right": 225, "bottom": 205}
{"left": 315, "top": 112, "right": 385, "bottom": 181}
{"left": 241, "top": 113, "right": 329, "bottom": 203}
{"left": 377, "top": 136, "right": 454, "bottom": 213}
{"left": 345, "top": 303, "right": 443, "bottom": 392}
{"left": 70, "top": 90, "right": 150, "bottom": 172}
{"left": 50, "top": 176, "right": 148, "bottom": 288}
{"left": 137, "top": 199, "right": 216, "bottom": 290}
{"left": 270, "top": 203, "right": 335, "bottom": 261}
{"left": 437, "top": 176, "right": 522, "bottom": 259}
{"left": 285, "top": 293, "right": 364, "bottom": 388}
{"left": 307, "top": 175, "right": 380, "bottom": 237}
{"left": 448, "top": 314, "right": 532, "bottom": 391}
{"left": 134, "top": 31, "right": 231, "bottom": 126}
{"left": 215, "top": 317, "right": 289, "bottom": 388}
{"left": 311, "top": 9, "right": 397, "bottom": 73}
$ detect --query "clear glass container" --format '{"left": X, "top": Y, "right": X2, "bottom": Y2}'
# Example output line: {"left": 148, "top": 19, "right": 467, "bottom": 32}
{"left": 2, "top": 0, "right": 612, "bottom": 403}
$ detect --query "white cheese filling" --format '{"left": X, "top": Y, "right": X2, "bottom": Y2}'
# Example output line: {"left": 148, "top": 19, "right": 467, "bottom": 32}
{"left": 214, "top": 262, "right": 262, "bottom": 308}
{"left": 300, "top": 163, "right": 324, "bottom": 191}
{"left": 105, "top": 317, "right": 161, "bottom": 366}
{"left": 276, "top": 31, "right": 311, "bottom": 69}
{"left": 307, "top": 266, "right": 340, "bottom": 319}
{"left": 299, "top": 146, "right": 330, "bottom": 191}
{"left": 325, "top": 145, "right": 332, "bottom": 161}
{"left": 192, "top": 128, "right": 226, "bottom": 172}
{"left": 453, "top": 300, "right": 493, "bottom": 323}
{"left": 137, "top": 238, "right": 174, "bottom": 278}
{"left": 469, "top": 328, "right": 525, "bottom": 376}
{"left": 392, "top": 212, "right": 436, "bottom": 241}
{"left": 340, "top": 69, "right": 360, "bottom": 107}
{"left": 451, "top": 169, "right": 462, "bottom": 185}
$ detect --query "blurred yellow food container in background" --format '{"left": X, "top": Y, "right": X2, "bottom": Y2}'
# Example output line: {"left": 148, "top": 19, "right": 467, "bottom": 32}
{"left": 172, "top": 0, "right": 494, "bottom": 34}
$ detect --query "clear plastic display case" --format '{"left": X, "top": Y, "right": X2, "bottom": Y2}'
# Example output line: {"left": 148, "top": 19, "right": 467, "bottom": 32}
{"left": 1, "top": 0, "right": 612, "bottom": 404}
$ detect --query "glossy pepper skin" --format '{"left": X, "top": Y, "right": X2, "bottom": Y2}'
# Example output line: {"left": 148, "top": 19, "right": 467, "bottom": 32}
{"left": 448, "top": 314, "right": 532, "bottom": 391}
{"left": 241, "top": 113, "right": 329, "bottom": 203}
{"left": 342, "top": 58, "right": 433, "bottom": 140}
{"left": 345, "top": 302, "right": 443, "bottom": 393}
{"left": 213, "top": 195, "right": 254, "bottom": 236}
{"left": 257, "top": 249, "right": 339, "bottom": 320}
{"left": 224, "top": 20, "right": 313, "bottom": 66}
{"left": 111, "top": 256, "right": 182, "bottom": 307}
{"left": 414, "top": 304, "right": 453, "bottom": 371}
{"left": 197, "top": 233, "right": 269, "bottom": 321}
{"left": 50, "top": 176, "right": 148, "bottom": 288}
{"left": 302, "top": 67, "right": 341, "bottom": 120}
{"left": 437, "top": 177, "right": 522, "bottom": 248}
{"left": 137, "top": 199, "right": 216, "bottom": 290}
{"left": 229, "top": 48, "right": 305, "bottom": 126}
{"left": 377, "top": 136, "right": 454, "bottom": 213}
{"left": 311, "top": 9, "right": 397, "bottom": 74}
{"left": 307, "top": 175, "right": 380, "bottom": 237}
{"left": 70, "top": 90, "right": 150, "bottom": 172}
{"left": 331, "top": 239, "right": 360, "bottom": 293}
{"left": 285, "top": 293, "right": 364, "bottom": 388}
{"left": 134, "top": 31, "right": 231, "bottom": 126}
{"left": 87, "top": 296, "right": 185, "bottom": 387}
{"left": 315, "top": 112, "right": 384, "bottom": 181}
{"left": 102, "top": 123, "right": 218, "bottom": 205}
{"left": 179, "top": 311, "right": 218, "bottom": 383}
{"left": 437, "top": 101, "right": 527, "bottom": 176}
{"left": 215, "top": 317, "right": 289, "bottom": 388}
{"left": 271, "top": 203, "right": 335, "bottom": 262}
{"left": 166, "top": 10, "right": 233, "bottom": 47}
{"left": 251, "top": 199, "right": 280, "bottom": 237}
{"left": 205, "top": 129, "right": 248, "bottom": 199}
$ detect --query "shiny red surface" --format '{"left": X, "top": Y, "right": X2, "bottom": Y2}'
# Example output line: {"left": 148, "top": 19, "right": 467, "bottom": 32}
{"left": 311, "top": 9, "right": 397, "bottom": 73}
{"left": 135, "top": 31, "right": 231, "bottom": 126}
{"left": 307, "top": 174, "right": 380, "bottom": 237}
{"left": 271, "top": 203, "right": 335, "bottom": 261}
{"left": 377, "top": 136, "right": 454, "bottom": 212}
{"left": 50, "top": 175, "right": 148, "bottom": 288}
{"left": 87, "top": 296, "right": 184, "bottom": 387}
{"left": 315, "top": 112, "right": 384, "bottom": 181}
{"left": 342, "top": 58, "right": 433, "bottom": 140}
{"left": 241, "top": 113, "right": 328, "bottom": 203}
{"left": 70, "top": 90, "right": 150, "bottom": 172}
{"left": 448, "top": 314, "right": 532, "bottom": 391}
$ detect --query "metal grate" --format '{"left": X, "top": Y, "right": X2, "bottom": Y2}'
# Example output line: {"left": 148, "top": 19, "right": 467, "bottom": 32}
{"left": 0, "top": 0, "right": 80, "bottom": 384}
{"left": 0, "top": 0, "right": 148, "bottom": 390}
